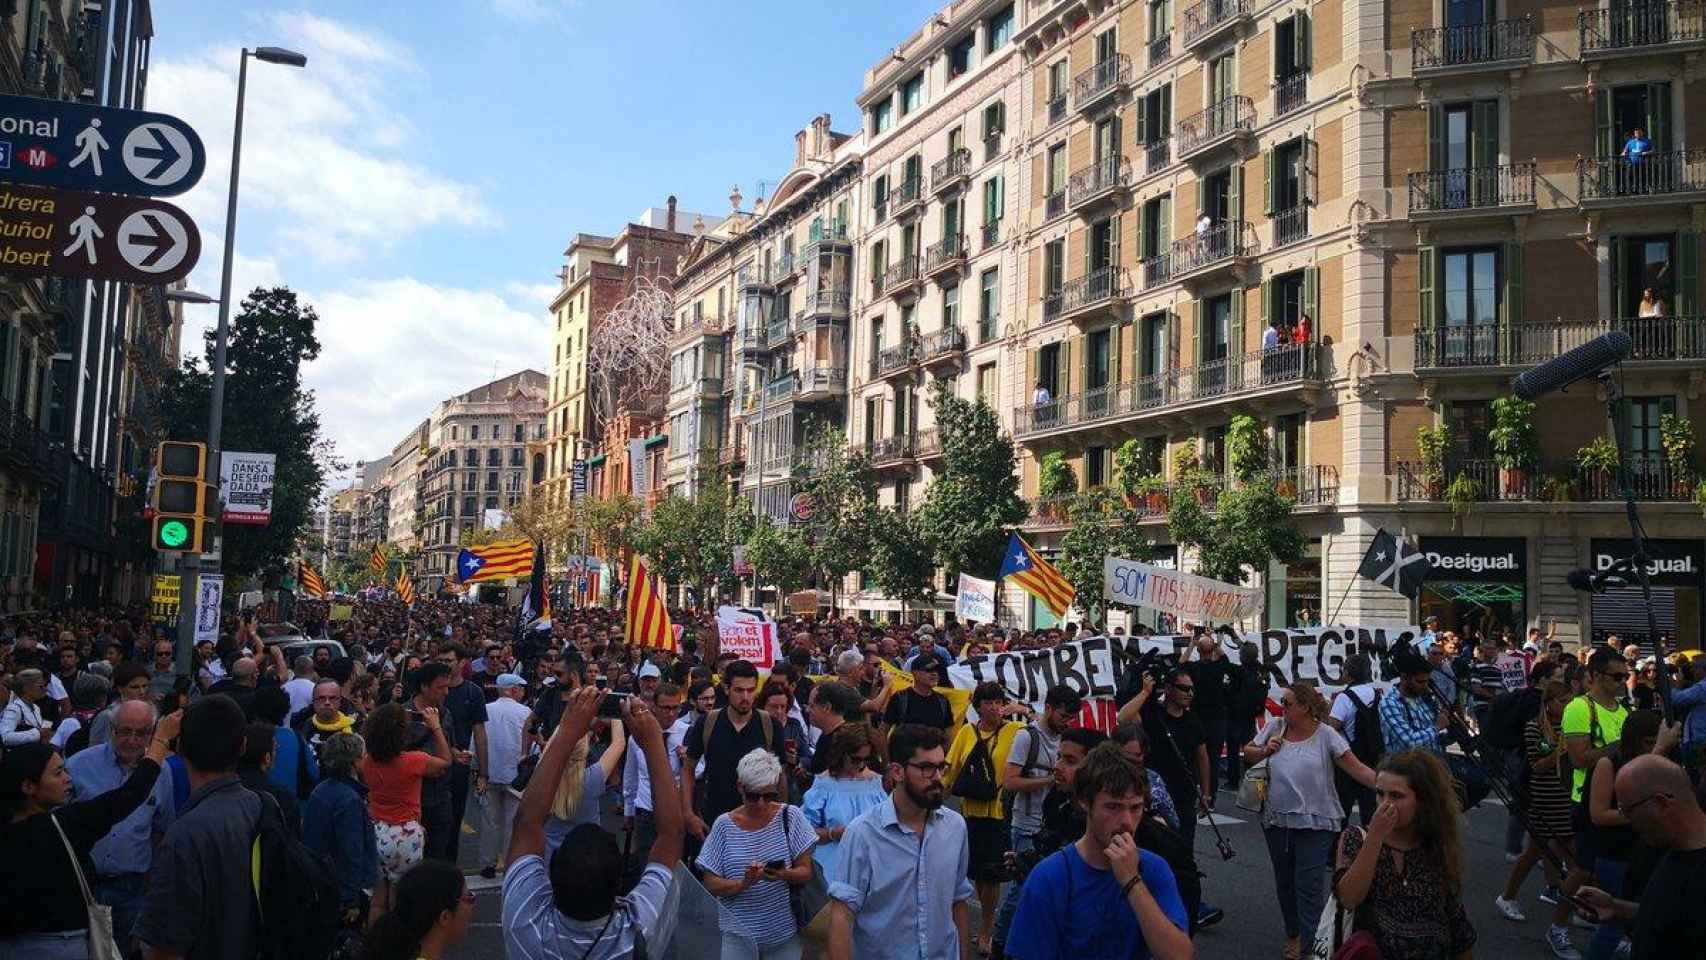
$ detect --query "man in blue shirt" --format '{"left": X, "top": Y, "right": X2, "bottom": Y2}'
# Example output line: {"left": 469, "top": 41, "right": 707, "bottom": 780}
{"left": 1007, "top": 743, "right": 1193, "bottom": 960}
{"left": 1622, "top": 126, "right": 1652, "bottom": 162}
{"left": 1380, "top": 651, "right": 1445, "bottom": 756}
{"left": 65, "top": 698, "right": 176, "bottom": 948}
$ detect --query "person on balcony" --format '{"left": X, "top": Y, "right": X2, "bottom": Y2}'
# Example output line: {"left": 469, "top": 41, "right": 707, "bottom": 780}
{"left": 1293, "top": 313, "right": 1312, "bottom": 346}
{"left": 1262, "top": 319, "right": 1282, "bottom": 384}
{"left": 1638, "top": 288, "right": 1666, "bottom": 319}
{"left": 1622, "top": 127, "right": 1653, "bottom": 194}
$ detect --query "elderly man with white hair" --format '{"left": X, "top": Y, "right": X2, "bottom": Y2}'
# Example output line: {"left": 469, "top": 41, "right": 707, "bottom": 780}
{"left": 65, "top": 698, "right": 177, "bottom": 946}
{"left": 696, "top": 747, "right": 819, "bottom": 960}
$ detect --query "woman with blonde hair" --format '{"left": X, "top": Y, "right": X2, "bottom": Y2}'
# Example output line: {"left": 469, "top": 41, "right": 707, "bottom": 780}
{"left": 541, "top": 712, "right": 624, "bottom": 856}
{"left": 1243, "top": 680, "right": 1378, "bottom": 959}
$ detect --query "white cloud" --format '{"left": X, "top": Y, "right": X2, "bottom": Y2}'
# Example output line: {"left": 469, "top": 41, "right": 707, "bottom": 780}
{"left": 505, "top": 281, "right": 559, "bottom": 309}
{"left": 490, "top": 0, "right": 578, "bottom": 24}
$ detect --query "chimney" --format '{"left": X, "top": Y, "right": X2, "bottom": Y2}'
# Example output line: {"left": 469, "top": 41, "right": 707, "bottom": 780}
{"left": 730, "top": 184, "right": 743, "bottom": 213}
{"left": 795, "top": 128, "right": 808, "bottom": 167}
{"left": 813, "top": 113, "right": 832, "bottom": 158}
{"left": 666, "top": 195, "right": 677, "bottom": 232}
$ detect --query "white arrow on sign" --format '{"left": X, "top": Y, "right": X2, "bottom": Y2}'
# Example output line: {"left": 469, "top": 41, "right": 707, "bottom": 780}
{"left": 120, "top": 122, "right": 195, "bottom": 188}
{"left": 115, "top": 208, "right": 192, "bottom": 275}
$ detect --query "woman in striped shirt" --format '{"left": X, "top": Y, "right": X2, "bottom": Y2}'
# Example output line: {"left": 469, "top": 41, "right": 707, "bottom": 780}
{"left": 698, "top": 747, "right": 818, "bottom": 959}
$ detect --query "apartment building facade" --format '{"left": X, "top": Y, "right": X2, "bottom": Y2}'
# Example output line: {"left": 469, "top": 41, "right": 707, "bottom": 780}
{"left": 845, "top": 0, "right": 1030, "bottom": 617}
{"left": 663, "top": 201, "right": 754, "bottom": 495}
{"left": 384, "top": 421, "right": 430, "bottom": 552}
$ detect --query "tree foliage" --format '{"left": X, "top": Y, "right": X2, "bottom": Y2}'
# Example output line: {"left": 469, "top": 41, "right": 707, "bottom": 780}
{"left": 1168, "top": 483, "right": 1304, "bottom": 586}
{"left": 743, "top": 515, "right": 813, "bottom": 602}
{"left": 865, "top": 507, "right": 937, "bottom": 606}
{"left": 155, "top": 287, "right": 329, "bottom": 579}
{"left": 795, "top": 425, "right": 878, "bottom": 601}
{"left": 914, "top": 380, "right": 1028, "bottom": 580}
{"left": 633, "top": 470, "right": 751, "bottom": 606}
{"left": 1057, "top": 488, "right": 1155, "bottom": 625}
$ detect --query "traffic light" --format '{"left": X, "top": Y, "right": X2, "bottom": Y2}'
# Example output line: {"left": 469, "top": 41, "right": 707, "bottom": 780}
{"left": 152, "top": 441, "right": 212, "bottom": 552}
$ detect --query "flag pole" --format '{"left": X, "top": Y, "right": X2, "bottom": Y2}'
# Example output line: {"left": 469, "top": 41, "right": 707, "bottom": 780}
{"left": 1326, "top": 569, "right": 1358, "bottom": 626}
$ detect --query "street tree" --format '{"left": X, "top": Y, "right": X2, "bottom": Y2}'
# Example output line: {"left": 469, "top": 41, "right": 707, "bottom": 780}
{"left": 865, "top": 506, "right": 937, "bottom": 609}
{"left": 1167, "top": 416, "right": 1304, "bottom": 584}
{"left": 633, "top": 470, "right": 751, "bottom": 608}
{"left": 914, "top": 380, "right": 1028, "bottom": 581}
{"left": 794, "top": 425, "right": 878, "bottom": 609}
{"left": 155, "top": 287, "right": 329, "bottom": 579}
{"left": 743, "top": 515, "right": 813, "bottom": 605}
{"left": 1056, "top": 488, "right": 1155, "bottom": 627}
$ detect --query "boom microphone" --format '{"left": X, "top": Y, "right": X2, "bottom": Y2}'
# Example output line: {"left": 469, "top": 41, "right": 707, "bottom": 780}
{"left": 1512, "top": 330, "right": 1631, "bottom": 400}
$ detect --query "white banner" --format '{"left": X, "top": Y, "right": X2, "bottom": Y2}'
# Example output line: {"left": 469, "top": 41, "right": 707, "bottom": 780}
{"left": 219, "top": 452, "right": 276, "bottom": 525}
{"left": 193, "top": 574, "right": 224, "bottom": 646}
{"left": 629, "top": 439, "right": 649, "bottom": 499}
{"left": 716, "top": 605, "right": 780, "bottom": 669}
{"left": 1103, "top": 554, "right": 1265, "bottom": 623}
{"left": 956, "top": 573, "right": 996, "bottom": 623}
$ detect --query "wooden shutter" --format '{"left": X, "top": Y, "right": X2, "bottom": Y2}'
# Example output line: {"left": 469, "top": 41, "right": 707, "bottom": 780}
{"left": 1260, "top": 278, "right": 1272, "bottom": 335}
{"left": 1611, "top": 236, "right": 1626, "bottom": 318}
{"left": 1136, "top": 94, "right": 1147, "bottom": 146}
{"left": 1264, "top": 149, "right": 1276, "bottom": 215}
{"left": 1303, "top": 137, "right": 1318, "bottom": 204}
{"left": 996, "top": 174, "right": 1005, "bottom": 219}
{"left": 1159, "top": 195, "right": 1171, "bottom": 250}
{"left": 1295, "top": 12, "right": 1311, "bottom": 71}
{"left": 1230, "top": 286, "right": 1246, "bottom": 360}
{"left": 1595, "top": 89, "right": 1615, "bottom": 160}
{"left": 1473, "top": 100, "right": 1499, "bottom": 169}
{"left": 1502, "top": 240, "right": 1523, "bottom": 359}
{"left": 1648, "top": 82, "right": 1673, "bottom": 152}
{"left": 1190, "top": 299, "right": 1201, "bottom": 366}
{"left": 1679, "top": 231, "right": 1699, "bottom": 316}
{"left": 1427, "top": 105, "right": 1444, "bottom": 171}
{"left": 1418, "top": 244, "right": 1436, "bottom": 332}
{"left": 1161, "top": 84, "right": 1172, "bottom": 140}
{"left": 1136, "top": 202, "right": 1149, "bottom": 261}
{"left": 1061, "top": 338, "right": 1074, "bottom": 396}
{"left": 1230, "top": 162, "right": 1244, "bottom": 222}
{"left": 1111, "top": 213, "right": 1123, "bottom": 273}
{"left": 1303, "top": 266, "right": 1320, "bottom": 331}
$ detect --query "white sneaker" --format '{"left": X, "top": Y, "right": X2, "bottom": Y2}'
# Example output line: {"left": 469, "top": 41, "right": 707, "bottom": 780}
{"left": 1505, "top": 851, "right": 1521, "bottom": 863}
{"left": 1613, "top": 938, "right": 1631, "bottom": 960}
{"left": 1495, "top": 895, "right": 1526, "bottom": 921}
{"left": 1548, "top": 925, "right": 1583, "bottom": 960}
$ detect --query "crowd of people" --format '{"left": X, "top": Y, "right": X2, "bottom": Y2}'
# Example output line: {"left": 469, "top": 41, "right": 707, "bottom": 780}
{"left": 1, "top": 598, "right": 1705, "bottom": 960}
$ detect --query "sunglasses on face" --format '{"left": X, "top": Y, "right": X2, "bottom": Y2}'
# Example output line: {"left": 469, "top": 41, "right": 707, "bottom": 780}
{"left": 743, "top": 791, "right": 779, "bottom": 802}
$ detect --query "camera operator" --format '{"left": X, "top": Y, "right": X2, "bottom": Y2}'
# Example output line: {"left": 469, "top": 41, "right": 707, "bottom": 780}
{"left": 1184, "top": 630, "right": 1239, "bottom": 799}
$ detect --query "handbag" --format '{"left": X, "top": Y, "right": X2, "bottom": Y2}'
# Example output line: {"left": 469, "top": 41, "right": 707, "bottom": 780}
{"left": 1237, "top": 720, "right": 1284, "bottom": 813}
{"left": 51, "top": 813, "right": 123, "bottom": 960}
{"left": 780, "top": 807, "right": 832, "bottom": 943}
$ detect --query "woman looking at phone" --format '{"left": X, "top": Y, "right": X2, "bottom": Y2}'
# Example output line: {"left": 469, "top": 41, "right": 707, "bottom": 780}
{"left": 698, "top": 747, "right": 818, "bottom": 960}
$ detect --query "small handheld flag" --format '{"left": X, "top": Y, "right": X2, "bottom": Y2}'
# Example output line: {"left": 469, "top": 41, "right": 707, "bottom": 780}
{"left": 998, "top": 532, "right": 1076, "bottom": 618}
{"left": 395, "top": 568, "right": 415, "bottom": 605}
{"left": 369, "top": 543, "right": 387, "bottom": 576}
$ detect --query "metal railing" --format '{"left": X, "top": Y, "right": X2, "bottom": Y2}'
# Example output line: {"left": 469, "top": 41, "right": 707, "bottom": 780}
{"left": 931, "top": 148, "right": 972, "bottom": 191}
{"left": 807, "top": 218, "right": 849, "bottom": 244}
{"left": 892, "top": 176, "right": 924, "bottom": 215}
{"left": 1044, "top": 266, "right": 1130, "bottom": 319}
{"left": 1068, "top": 154, "right": 1132, "bottom": 207}
{"left": 1416, "top": 316, "right": 1706, "bottom": 368}
{"left": 870, "top": 435, "right": 916, "bottom": 464}
{"left": 1149, "top": 33, "right": 1174, "bottom": 67}
{"left": 798, "top": 367, "right": 848, "bottom": 396}
{"left": 884, "top": 255, "right": 922, "bottom": 293}
{"left": 737, "top": 327, "right": 769, "bottom": 352}
{"left": 764, "top": 374, "right": 798, "bottom": 401}
{"left": 1023, "top": 464, "right": 1339, "bottom": 523}
{"left": 1579, "top": 1, "right": 1706, "bottom": 53}
{"left": 1407, "top": 162, "right": 1536, "bottom": 212}
{"left": 1141, "top": 252, "right": 1173, "bottom": 288}
{"left": 874, "top": 339, "right": 917, "bottom": 377}
{"left": 1073, "top": 54, "right": 1132, "bottom": 109}
{"left": 1144, "top": 138, "right": 1171, "bottom": 174}
{"left": 925, "top": 233, "right": 968, "bottom": 274}
{"left": 1048, "top": 94, "right": 1067, "bottom": 124}
{"left": 1579, "top": 149, "right": 1706, "bottom": 200}
{"left": 1177, "top": 95, "right": 1255, "bottom": 156}
{"left": 1273, "top": 73, "right": 1307, "bottom": 117}
{"left": 1273, "top": 206, "right": 1309, "bottom": 247}
{"left": 1171, "top": 220, "right": 1255, "bottom": 275}
{"left": 915, "top": 429, "right": 941, "bottom": 459}
{"left": 1183, "top": 0, "right": 1252, "bottom": 46}
{"left": 918, "top": 326, "right": 966, "bottom": 362}
{"left": 979, "top": 313, "right": 1000, "bottom": 342}
{"left": 871, "top": 270, "right": 886, "bottom": 299}
{"left": 982, "top": 222, "right": 1002, "bottom": 248}
{"left": 1393, "top": 455, "right": 1694, "bottom": 503}
{"left": 1413, "top": 17, "right": 1535, "bottom": 69}
{"left": 803, "top": 287, "right": 851, "bottom": 316}
{"left": 1045, "top": 190, "right": 1067, "bottom": 220}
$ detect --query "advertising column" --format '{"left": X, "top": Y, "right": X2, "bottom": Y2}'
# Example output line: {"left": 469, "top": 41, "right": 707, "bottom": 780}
{"left": 1418, "top": 537, "right": 1528, "bottom": 638}
{"left": 1589, "top": 538, "right": 1705, "bottom": 652}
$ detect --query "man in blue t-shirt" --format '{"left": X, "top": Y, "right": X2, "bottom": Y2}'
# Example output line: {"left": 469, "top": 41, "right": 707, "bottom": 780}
{"left": 1007, "top": 743, "right": 1193, "bottom": 960}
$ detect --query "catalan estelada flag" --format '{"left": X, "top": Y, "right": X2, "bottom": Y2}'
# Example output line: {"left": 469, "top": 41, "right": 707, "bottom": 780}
{"left": 998, "top": 532, "right": 1076, "bottom": 618}
{"left": 369, "top": 542, "right": 387, "bottom": 576}
{"left": 456, "top": 538, "right": 534, "bottom": 584}
{"left": 625, "top": 554, "right": 675, "bottom": 650}
{"left": 299, "top": 560, "right": 328, "bottom": 600}
{"left": 520, "top": 540, "right": 551, "bottom": 629}
{"left": 395, "top": 568, "right": 415, "bottom": 605}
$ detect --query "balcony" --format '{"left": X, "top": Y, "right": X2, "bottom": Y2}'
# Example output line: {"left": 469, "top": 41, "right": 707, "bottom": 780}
{"left": 870, "top": 435, "right": 916, "bottom": 467}
{"left": 982, "top": 222, "right": 1002, "bottom": 249}
{"left": 808, "top": 218, "right": 850, "bottom": 245}
{"left": 915, "top": 429, "right": 942, "bottom": 462}
{"left": 1044, "top": 266, "right": 1131, "bottom": 324}
{"left": 1176, "top": 95, "right": 1255, "bottom": 162}
{"left": 932, "top": 148, "right": 973, "bottom": 195}
{"left": 1170, "top": 220, "right": 1256, "bottom": 282}
{"left": 800, "top": 286, "right": 852, "bottom": 319}
{"left": 1273, "top": 206, "right": 1309, "bottom": 248}
{"left": 1067, "top": 155, "right": 1132, "bottom": 212}
{"left": 891, "top": 176, "right": 926, "bottom": 220}
{"left": 1013, "top": 343, "right": 1323, "bottom": 438}
{"left": 1414, "top": 316, "right": 1706, "bottom": 371}
{"left": 873, "top": 339, "right": 918, "bottom": 380}
{"left": 1047, "top": 93, "right": 1067, "bottom": 125}
{"left": 1182, "top": 0, "right": 1253, "bottom": 52}
{"left": 1579, "top": 150, "right": 1706, "bottom": 206}
{"left": 1273, "top": 73, "right": 1307, "bottom": 118}
{"left": 670, "top": 375, "right": 723, "bottom": 400}
{"left": 764, "top": 374, "right": 799, "bottom": 402}
{"left": 884, "top": 255, "right": 924, "bottom": 301}
{"left": 1141, "top": 252, "right": 1173, "bottom": 288}
{"left": 1073, "top": 54, "right": 1132, "bottom": 114}
{"left": 797, "top": 367, "right": 848, "bottom": 402}
{"left": 1393, "top": 456, "right": 1695, "bottom": 505}
{"left": 736, "top": 326, "right": 770, "bottom": 357}
{"left": 767, "top": 315, "right": 791, "bottom": 346}
{"left": 718, "top": 436, "right": 745, "bottom": 467}
{"left": 918, "top": 326, "right": 966, "bottom": 369}
{"left": 1044, "top": 189, "right": 1067, "bottom": 221}
{"left": 1143, "top": 138, "right": 1171, "bottom": 176}
{"left": 1412, "top": 17, "right": 1535, "bottom": 74}
{"left": 1579, "top": 1, "right": 1706, "bottom": 58}
{"left": 1406, "top": 163, "right": 1536, "bottom": 218}
{"left": 1149, "top": 33, "right": 1174, "bottom": 68}
{"left": 738, "top": 265, "right": 775, "bottom": 290}
{"left": 924, "top": 233, "right": 969, "bottom": 281}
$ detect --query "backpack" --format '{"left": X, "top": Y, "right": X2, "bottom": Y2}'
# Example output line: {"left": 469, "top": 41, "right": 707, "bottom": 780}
{"left": 951, "top": 729, "right": 1000, "bottom": 803}
{"left": 699, "top": 708, "right": 775, "bottom": 757}
{"left": 1342, "top": 688, "right": 1383, "bottom": 767}
{"left": 1002, "top": 725, "right": 1046, "bottom": 822}
{"left": 249, "top": 790, "right": 342, "bottom": 960}
{"left": 1485, "top": 687, "right": 1541, "bottom": 750}
{"left": 291, "top": 729, "right": 315, "bottom": 801}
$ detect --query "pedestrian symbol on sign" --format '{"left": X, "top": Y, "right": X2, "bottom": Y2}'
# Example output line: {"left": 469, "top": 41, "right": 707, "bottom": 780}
{"left": 70, "top": 118, "right": 109, "bottom": 176}
{"left": 63, "top": 206, "right": 103, "bottom": 264}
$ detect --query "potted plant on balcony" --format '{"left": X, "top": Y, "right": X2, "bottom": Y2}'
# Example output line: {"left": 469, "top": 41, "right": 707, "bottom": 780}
{"left": 1416, "top": 422, "right": 1452, "bottom": 500}
{"left": 1445, "top": 473, "right": 1482, "bottom": 519}
{"left": 1135, "top": 472, "right": 1170, "bottom": 512}
{"left": 1694, "top": 479, "right": 1706, "bottom": 519}
{"left": 1038, "top": 451, "right": 1076, "bottom": 521}
{"left": 1171, "top": 441, "right": 1218, "bottom": 505}
{"left": 1542, "top": 474, "right": 1574, "bottom": 504}
{"left": 1661, "top": 413, "right": 1696, "bottom": 497}
{"left": 1487, "top": 396, "right": 1538, "bottom": 500}
{"left": 1113, "top": 438, "right": 1147, "bottom": 505}
{"left": 1576, "top": 434, "right": 1620, "bottom": 500}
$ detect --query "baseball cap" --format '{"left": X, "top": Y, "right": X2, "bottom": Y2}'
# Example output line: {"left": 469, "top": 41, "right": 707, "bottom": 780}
{"left": 495, "top": 673, "right": 527, "bottom": 688}
{"left": 638, "top": 663, "right": 662, "bottom": 679}
{"left": 911, "top": 653, "right": 944, "bottom": 675}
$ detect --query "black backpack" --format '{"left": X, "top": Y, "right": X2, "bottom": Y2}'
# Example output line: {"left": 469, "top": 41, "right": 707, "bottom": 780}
{"left": 248, "top": 790, "right": 342, "bottom": 960}
{"left": 1486, "top": 687, "right": 1541, "bottom": 750}
{"left": 951, "top": 730, "right": 1000, "bottom": 803}
{"left": 1343, "top": 688, "right": 1384, "bottom": 767}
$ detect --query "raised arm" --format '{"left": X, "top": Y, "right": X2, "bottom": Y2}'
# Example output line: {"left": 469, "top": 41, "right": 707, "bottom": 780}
{"left": 507, "top": 686, "right": 602, "bottom": 865}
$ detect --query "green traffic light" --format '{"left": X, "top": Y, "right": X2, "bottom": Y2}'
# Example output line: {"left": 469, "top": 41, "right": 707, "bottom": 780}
{"left": 159, "top": 520, "right": 189, "bottom": 548}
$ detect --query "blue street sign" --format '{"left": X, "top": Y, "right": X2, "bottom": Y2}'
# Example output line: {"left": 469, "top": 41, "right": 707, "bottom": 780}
{"left": 0, "top": 94, "right": 205, "bottom": 197}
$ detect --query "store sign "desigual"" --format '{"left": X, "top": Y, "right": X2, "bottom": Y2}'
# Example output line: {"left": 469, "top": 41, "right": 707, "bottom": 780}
{"left": 1418, "top": 537, "right": 1527, "bottom": 583}
{"left": 1595, "top": 552, "right": 1696, "bottom": 576}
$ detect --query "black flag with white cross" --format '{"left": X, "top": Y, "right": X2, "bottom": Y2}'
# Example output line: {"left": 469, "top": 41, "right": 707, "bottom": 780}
{"left": 1356, "top": 528, "right": 1432, "bottom": 599}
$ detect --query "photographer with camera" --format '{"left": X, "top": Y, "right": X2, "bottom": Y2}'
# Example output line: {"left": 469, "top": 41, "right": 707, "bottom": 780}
{"left": 989, "top": 684, "right": 1082, "bottom": 957}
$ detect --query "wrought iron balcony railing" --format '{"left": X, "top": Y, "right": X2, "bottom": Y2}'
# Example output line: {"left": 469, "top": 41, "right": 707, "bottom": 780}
{"left": 925, "top": 233, "right": 969, "bottom": 275}
{"left": 931, "top": 148, "right": 972, "bottom": 192}
{"left": 1273, "top": 73, "right": 1307, "bottom": 117}
{"left": 1183, "top": 0, "right": 1252, "bottom": 48}
{"left": 1273, "top": 206, "right": 1309, "bottom": 248}
{"left": 1415, "top": 316, "right": 1706, "bottom": 369}
{"left": 1579, "top": 149, "right": 1706, "bottom": 201}
{"left": 1171, "top": 220, "right": 1256, "bottom": 275}
{"left": 1176, "top": 95, "right": 1255, "bottom": 157}
{"left": 1043, "top": 266, "right": 1130, "bottom": 319}
{"left": 1073, "top": 54, "right": 1132, "bottom": 111}
{"left": 1407, "top": 162, "right": 1537, "bottom": 213}
{"left": 1579, "top": 0, "right": 1706, "bottom": 54}
{"left": 1067, "top": 154, "right": 1132, "bottom": 208}
{"left": 1412, "top": 17, "right": 1535, "bottom": 69}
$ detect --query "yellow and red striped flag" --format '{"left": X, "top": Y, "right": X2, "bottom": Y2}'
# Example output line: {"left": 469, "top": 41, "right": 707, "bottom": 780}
{"left": 455, "top": 538, "right": 534, "bottom": 583}
{"left": 299, "top": 561, "right": 328, "bottom": 599}
{"left": 369, "top": 542, "right": 388, "bottom": 576}
{"left": 395, "top": 568, "right": 415, "bottom": 605}
{"left": 997, "top": 532, "right": 1076, "bottom": 618}
{"left": 625, "top": 553, "right": 675, "bottom": 651}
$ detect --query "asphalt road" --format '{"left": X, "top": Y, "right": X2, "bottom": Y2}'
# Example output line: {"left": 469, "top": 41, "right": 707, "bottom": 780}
{"left": 444, "top": 786, "right": 1583, "bottom": 959}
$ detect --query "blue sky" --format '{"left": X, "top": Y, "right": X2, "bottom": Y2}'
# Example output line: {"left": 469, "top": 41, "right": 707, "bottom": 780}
{"left": 148, "top": 0, "right": 941, "bottom": 476}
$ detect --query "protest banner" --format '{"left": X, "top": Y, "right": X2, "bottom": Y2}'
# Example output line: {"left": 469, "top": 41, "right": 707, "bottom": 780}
{"left": 1495, "top": 652, "right": 1529, "bottom": 691}
{"left": 715, "top": 605, "right": 780, "bottom": 669}
{"left": 956, "top": 573, "right": 996, "bottom": 622}
{"left": 1103, "top": 555, "right": 1264, "bottom": 623}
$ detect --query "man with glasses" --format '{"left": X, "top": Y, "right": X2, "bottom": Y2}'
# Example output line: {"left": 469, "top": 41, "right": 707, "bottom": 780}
{"left": 437, "top": 644, "right": 490, "bottom": 863}
{"left": 827, "top": 723, "right": 975, "bottom": 960}
{"left": 990, "top": 684, "right": 1082, "bottom": 957}
{"left": 1574, "top": 755, "right": 1706, "bottom": 960}
{"left": 147, "top": 641, "right": 177, "bottom": 701}
{"left": 623, "top": 681, "right": 686, "bottom": 883}
{"left": 66, "top": 699, "right": 176, "bottom": 948}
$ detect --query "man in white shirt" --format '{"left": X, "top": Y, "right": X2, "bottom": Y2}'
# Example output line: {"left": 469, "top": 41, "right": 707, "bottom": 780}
{"left": 623, "top": 682, "right": 686, "bottom": 882}
{"left": 1327, "top": 653, "right": 1382, "bottom": 826}
{"left": 480, "top": 673, "right": 533, "bottom": 879}
{"left": 282, "top": 656, "right": 316, "bottom": 718}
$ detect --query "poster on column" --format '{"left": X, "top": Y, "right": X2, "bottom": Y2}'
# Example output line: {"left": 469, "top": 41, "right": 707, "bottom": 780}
{"left": 715, "top": 605, "right": 780, "bottom": 669}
